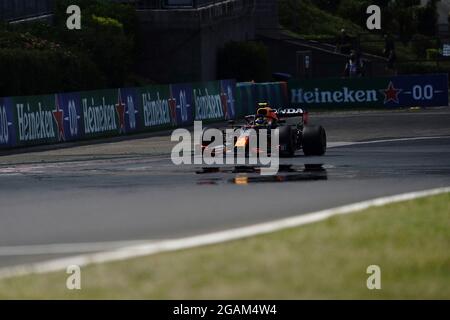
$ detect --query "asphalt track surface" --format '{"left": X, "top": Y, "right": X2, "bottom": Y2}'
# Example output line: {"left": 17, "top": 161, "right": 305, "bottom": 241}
{"left": 0, "top": 109, "right": 449, "bottom": 268}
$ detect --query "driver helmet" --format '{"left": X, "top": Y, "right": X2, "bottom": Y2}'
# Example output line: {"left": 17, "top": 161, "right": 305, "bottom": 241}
{"left": 255, "top": 115, "right": 266, "bottom": 126}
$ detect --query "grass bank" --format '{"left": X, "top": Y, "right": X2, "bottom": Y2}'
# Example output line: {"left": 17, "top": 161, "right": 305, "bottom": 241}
{"left": 0, "top": 193, "right": 448, "bottom": 299}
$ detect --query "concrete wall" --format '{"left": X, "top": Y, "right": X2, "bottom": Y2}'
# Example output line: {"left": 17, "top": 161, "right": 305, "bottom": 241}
{"left": 254, "top": 0, "right": 279, "bottom": 31}
{"left": 137, "top": 0, "right": 255, "bottom": 83}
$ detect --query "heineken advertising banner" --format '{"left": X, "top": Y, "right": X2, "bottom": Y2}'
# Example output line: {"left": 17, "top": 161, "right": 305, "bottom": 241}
{"left": 80, "top": 89, "right": 123, "bottom": 139}
{"left": 12, "top": 94, "right": 61, "bottom": 146}
{"left": 137, "top": 85, "right": 176, "bottom": 131}
{"left": 193, "top": 79, "right": 236, "bottom": 121}
{"left": 0, "top": 97, "right": 15, "bottom": 148}
{"left": 169, "top": 83, "right": 194, "bottom": 127}
{"left": 289, "top": 74, "right": 449, "bottom": 108}
{"left": 0, "top": 79, "right": 237, "bottom": 150}
{"left": 57, "top": 92, "right": 83, "bottom": 141}
{"left": 121, "top": 83, "right": 194, "bottom": 133}
{"left": 1, "top": 75, "right": 447, "bottom": 150}
{"left": 220, "top": 79, "right": 237, "bottom": 120}
{"left": 118, "top": 88, "right": 140, "bottom": 134}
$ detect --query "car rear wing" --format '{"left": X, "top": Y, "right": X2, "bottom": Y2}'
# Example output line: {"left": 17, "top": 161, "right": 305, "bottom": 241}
{"left": 274, "top": 107, "right": 305, "bottom": 117}
{"left": 274, "top": 107, "right": 309, "bottom": 125}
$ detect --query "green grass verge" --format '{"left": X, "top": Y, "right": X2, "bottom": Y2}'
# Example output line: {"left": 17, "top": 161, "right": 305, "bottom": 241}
{"left": 0, "top": 193, "right": 449, "bottom": 299}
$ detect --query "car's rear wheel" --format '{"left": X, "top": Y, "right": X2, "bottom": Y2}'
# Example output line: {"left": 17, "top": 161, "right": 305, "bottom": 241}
{"left": 302, "top": 125, "right": 327, "bottom": 156}
{"left": 279, "top": 126, "right": 295, "bottom": 157}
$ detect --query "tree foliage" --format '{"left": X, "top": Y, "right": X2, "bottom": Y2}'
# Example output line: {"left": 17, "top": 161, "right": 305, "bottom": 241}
{"left": 0, "top": 0, "right": 138, "bottom": 97}
{"left": 218, "top": 41, "right": 271, "bottom": 82}
{"left": 282, "top": 0, "right": 440, "bottom": 38}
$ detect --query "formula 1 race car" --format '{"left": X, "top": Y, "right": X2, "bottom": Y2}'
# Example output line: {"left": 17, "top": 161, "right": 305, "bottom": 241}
{"left": 202, "top": 103, "right": 327, "bottom": 157}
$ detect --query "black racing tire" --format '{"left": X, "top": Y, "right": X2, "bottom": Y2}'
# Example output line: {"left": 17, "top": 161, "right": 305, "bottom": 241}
{"left": 279, "top": 125, "right": 295, "bottom": 157}
{"left": 302, "top": 125, "right": 327, "bottom": 156}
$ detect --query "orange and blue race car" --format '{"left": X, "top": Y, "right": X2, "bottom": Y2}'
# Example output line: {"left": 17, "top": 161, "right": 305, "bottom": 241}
{"left": 202, "top": 102, "right": 327, "bottom": 157}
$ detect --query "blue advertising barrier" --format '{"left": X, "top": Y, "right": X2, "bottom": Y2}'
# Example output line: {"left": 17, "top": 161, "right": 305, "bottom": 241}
{"left": 0, "top": 97, "right": 15, "bottom": 148}
{"left": 0, "top": 75, "right": 448, "bottom": 150}
{"left": 289, "top": 73, "right": 449, "bottom": 109}
{"left": 57, "top": 92, "right": 83, "bottom": 142}
{"left": 170, "top": 83, "right": 194, "bottom": 127}
{"left": 385, "top": 74, "right": 449, "bottom": 108}
{"left": 220, "top": 79, "right": 237, "bottom": 120}
{"left": 118, "top": 88, "right": 141, "bottom": 134}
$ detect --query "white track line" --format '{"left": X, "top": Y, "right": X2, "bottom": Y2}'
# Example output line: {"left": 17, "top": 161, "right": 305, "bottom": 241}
{"left": 0, "top": 240, "right": 153, "bottom": 257}
{"left": 0, "top": 186, "right": 448, "bottom": 280}
{"left": 328, "top": 135, "right": 450, "bottom": 148}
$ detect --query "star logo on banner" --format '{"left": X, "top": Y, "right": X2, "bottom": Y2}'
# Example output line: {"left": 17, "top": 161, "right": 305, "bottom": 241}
{"left": 168, "top": 86, "right": 178, "bottom": 126}
{"left": 220, "top": 86, "right": 229, "bottom": 120}
{"left": 381, "top": 81, "right": 402, "bottom": 104}
{"left": 116, "top": 89, "right": 126, "bottom": 134}
{"left": 220, "top": 82, "right": 235, "bottom": 120}
{"left": 53, "top": 95, "right": 65, "bottom": 141}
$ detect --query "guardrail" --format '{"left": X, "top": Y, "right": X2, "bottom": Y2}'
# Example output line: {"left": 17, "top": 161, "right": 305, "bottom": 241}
{"left": 0, "top": 0, "right": 247, "bottom": 22}
{"left": 0, "top": 0, "right": 54, "bottom": 22}
{"left": 136, "top": 0, "right": 231, "bottom": 9}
